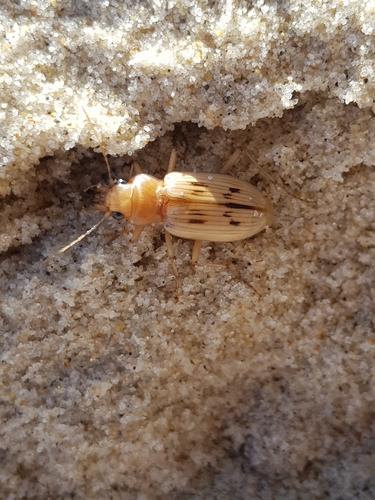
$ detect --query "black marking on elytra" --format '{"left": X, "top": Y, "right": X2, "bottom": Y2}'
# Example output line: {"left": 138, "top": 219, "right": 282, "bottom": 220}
{"left": 223, "top": 212, "right": 231, "bottom": 218}
{"left": 192, "top": 189, "right": 206, "bottom": 194}
{"left": 188, "top": 211, "right": 205, "bottom": 216}
{"left": 189, "top": 219, "right": 206, "bottom": 224}
{"left": 230, "top": 220, "right": 241, "bottom": 226}
{"left": 190, "top": 181, "right": 209, "bottom": 188}
{"left": 223, "top": 193, "right": 233, "bottom": 199}
{"left": 224, "top": 202, "right": 255, "bottom": 210}
{"left": 229, "top": 187, "right": 240, "bottom": 193}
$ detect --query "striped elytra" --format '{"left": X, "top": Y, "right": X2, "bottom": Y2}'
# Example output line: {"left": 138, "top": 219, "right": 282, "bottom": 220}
{"left": 162, "top": 172, "right": 273, "bottom": 242}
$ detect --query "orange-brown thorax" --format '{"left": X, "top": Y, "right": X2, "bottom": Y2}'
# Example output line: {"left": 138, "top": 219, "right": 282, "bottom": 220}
{"left": 92, "top": 174, "right": 164, "bottom": 226}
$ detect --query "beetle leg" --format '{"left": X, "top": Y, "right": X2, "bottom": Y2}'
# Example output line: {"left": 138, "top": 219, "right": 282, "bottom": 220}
{"left": 166, "top": 149, "right": 177, "bottom": 174}
{"left": 220, "top": 148, "right": 242, "bottom": 174}
{"left": 191, "top": 240, "right": 202, "bottom": 264}
{"left": 192, "top": 240, "right": 226, "bottom": 269}
{"left": 130, "top": 225, "right": 146, "bottom": 242}
{"left": 164, "top": 230, "right": 180, "bottom": 287}
{"left": 129, "top": 160, "right": 143, "bottom": 178}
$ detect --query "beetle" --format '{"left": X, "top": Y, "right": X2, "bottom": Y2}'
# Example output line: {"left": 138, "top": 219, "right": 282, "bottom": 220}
{"left": 46, "top": 114, "right": 274, "bottom": 287}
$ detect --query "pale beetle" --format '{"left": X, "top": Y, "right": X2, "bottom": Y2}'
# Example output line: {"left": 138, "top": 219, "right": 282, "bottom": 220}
{"left": 46, "top": 112, "right": 274, "bottom": 287}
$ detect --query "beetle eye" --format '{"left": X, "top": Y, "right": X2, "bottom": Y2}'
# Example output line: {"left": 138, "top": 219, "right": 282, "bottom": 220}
{"left": 112, "top": 212, "right": 124, "bottom": 220}
{"left": 115, "top": 179, "right": 126, "bottom": 185}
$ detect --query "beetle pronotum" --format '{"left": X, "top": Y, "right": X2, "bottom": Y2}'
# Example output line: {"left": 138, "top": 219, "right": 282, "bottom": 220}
{"left": 47, "top": 114, "right": 274, "bottom": 287}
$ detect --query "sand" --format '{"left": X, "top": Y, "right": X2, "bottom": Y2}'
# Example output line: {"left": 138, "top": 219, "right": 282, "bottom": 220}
{"left": 1, "top": 0, "right": 375, "bottom": 498}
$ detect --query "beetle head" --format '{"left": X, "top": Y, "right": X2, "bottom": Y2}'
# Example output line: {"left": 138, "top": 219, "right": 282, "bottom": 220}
{"left": 91, "top": 179, "right": 132, "bottom": 219}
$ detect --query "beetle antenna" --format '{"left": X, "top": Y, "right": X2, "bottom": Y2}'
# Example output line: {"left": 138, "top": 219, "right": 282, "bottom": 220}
{"left": 242, "top": 149, "right": 311, "bottom": 205}
{"left": 43, "top": 212, "right": 111, "bottom": 264}
{"left": 82, "top": 107, "right": 114, "bottom": 186}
